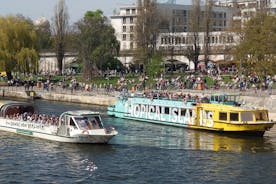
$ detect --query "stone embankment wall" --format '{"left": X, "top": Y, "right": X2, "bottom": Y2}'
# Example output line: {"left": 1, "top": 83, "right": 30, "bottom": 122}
{"left": 1, "top": 87, "right": 116, "bottom": 106}
{"left": 1, "top": 87, "right": 275, "bottom": 119}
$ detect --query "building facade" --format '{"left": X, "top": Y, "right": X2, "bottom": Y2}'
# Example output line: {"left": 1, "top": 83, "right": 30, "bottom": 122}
{"left": 110, "top": 3, "right": 233, "bottom": 65}
{"left": 214, "top": 0, "right": 276, "bottom": 25}
{"left": 110, "top": 2, "right": 235, "bottom": 52}
{"left": 39, "top": 52, "right": 77, "bottom": 74}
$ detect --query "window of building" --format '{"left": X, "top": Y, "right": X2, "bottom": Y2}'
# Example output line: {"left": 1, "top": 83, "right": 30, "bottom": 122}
{"left": 130, "top": 17, "right": 133, "bottom": 24}
{"left": 122, "top": 34, "right": 126, "bottom": 41}
{"left": 230, "top": 113, "right": 239, "bottom": 121}
{"left": 182, "top": 37, "right": 186, "bottom": 44}
{"left": 130, "top": 25, "right": 134, "bottom": 32}
{"left": 161, "top": 37, "right": 164, "bottom": 44}
{"left": 123, "top": 26, "right": 126, "bottom": 32}
{"left": 126, "top": 9, "right": 130, "bottom": 15}
{"left": 132, "top": 9, "right": 136, "bottom": 14}
{"left": 219, "top": 112, "right": 227, "bottom": 121}
{"left": 130, "top": 34, "right": 134, "bottom": 41}
{"left": 183, "top": 10, "right": 187, "bottom": 16}
{"left": 164, "top": 37, "right": 168, "bottom": 44}
{"left": 130, "top": 42, "right": 133, "bottom": 49}
{"left": 123, "top": 17, "right": 126, "bottom": 24}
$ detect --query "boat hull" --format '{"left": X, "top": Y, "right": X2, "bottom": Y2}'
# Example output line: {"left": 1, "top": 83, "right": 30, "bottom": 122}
{"left": 108, "top": 97, "right": 275, "bottom": 136}
{"left": 0, "top": 119, "right": 116, "bottom": 144}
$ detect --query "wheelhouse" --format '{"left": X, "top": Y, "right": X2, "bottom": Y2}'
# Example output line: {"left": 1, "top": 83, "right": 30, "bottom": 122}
{"left": 59, "top": 111, "right": 104, "bottom": 130}
{"left": 216, "top": 110, "right": 269, "bottom": 123}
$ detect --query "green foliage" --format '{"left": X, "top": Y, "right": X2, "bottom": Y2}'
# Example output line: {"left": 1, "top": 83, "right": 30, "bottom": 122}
{"left": 0, "top": 16, "right": 38, "bottom": 78}
{"left": 233, "top": 13, "right": 276, "bottom": 76}
{"left": 145, "top": 53, "right": 163, "bottom": 79}
{"left": 100, "top": 57, "right": 124, "bottom": 72}
{"left": 75, "top": 10, "right": 120, "bottom": 79}
{"left": 35, "top": 19, "right": 52, "bottom": 50}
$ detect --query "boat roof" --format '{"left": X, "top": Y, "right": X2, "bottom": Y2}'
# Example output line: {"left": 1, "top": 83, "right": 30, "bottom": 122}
{"left": 64, "top": 110, "right": 100, "bottom": 116}
{"left": 200, "top": 103, "right": 267, "bottom": 112}
{"left": 211, "top": 93, "right": 240, "bottom": 97}
{"left": 0, "top": 100, "right": 32, "bottom": 108}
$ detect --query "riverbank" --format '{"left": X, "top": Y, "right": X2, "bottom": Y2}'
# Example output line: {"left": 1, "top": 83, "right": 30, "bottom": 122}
{"left": 1, "top": 86, "right": 276, "bottom": 119}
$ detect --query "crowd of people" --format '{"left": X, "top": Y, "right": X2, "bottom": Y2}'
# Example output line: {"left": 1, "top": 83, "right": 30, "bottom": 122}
{"left": 6, "top": 112, "right": 59, "bottom": 125}
{"left": 4, "top": 69, "right": 275, "bottom": 95}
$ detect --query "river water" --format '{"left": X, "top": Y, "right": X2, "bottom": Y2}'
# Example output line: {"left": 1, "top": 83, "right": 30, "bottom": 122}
{"left": 0, "top": 99, "right": 275, "bottom": 184}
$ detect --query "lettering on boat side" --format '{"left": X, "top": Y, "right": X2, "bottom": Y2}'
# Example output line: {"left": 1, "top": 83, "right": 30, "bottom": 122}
{"left": 199, "top": 110, "right": 214, "bottom": 127}
{"left": 127, "top": 103, "right": 196, "bottom": 125}
{"left": 6, "top": 121, "right": 44, "bottom": 130}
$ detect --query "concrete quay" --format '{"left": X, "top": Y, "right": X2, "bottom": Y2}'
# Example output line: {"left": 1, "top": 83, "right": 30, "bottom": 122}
{"left": 1, "top": 86, "right": 276, "bottom": 120}
{"left": 0, "top": 86, "right": 117, "bottom": 106}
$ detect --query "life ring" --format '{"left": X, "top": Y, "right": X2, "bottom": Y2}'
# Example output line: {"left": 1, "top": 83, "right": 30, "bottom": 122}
{"left": 82, "top": 130, "right": 89, "bottom": 134}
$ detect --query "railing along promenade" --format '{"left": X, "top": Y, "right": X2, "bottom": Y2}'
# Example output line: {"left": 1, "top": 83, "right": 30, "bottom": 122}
{"left": 0, "top": 85, "right": 274, "bottom": 98}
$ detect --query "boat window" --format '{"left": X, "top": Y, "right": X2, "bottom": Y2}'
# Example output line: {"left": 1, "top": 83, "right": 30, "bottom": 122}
{"left": 93, "top": 116, "right": 103, "bottom": 129}
{"left": 230, "top": 113, "right": 239, "bottom": 121}
{"left": 75, "top": 117, "right": 91, "bottom": 130}
{"left": 255, "top": 111, "right": 268, "bottom": 121}
{"left": 69, "top": 118, "right": 77, "bottom": 129}
{"left": 241, "top": 112, "right": 253, "bottom": 121}
{"left": 211, "top": 96, "right": 214, "bottom": 101}
{"left": 219, "top": 112, "right": 227, "bottom": 121}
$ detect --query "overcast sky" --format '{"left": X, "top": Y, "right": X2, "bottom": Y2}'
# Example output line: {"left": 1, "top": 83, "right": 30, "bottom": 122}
{"left": 0, "top": 0, "right": 191, "bottom": 24}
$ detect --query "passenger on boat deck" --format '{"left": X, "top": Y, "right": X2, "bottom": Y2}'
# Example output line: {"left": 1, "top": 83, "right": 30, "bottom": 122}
{"left": 79, "top": 119, "right": 89, "bottom": 130}
{"left": 91, "top": 120, "right": 98, "bottom": 129}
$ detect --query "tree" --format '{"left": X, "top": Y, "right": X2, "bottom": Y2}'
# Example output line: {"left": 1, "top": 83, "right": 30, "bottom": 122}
{"left": 52, "top": 0, "right": 69, "bottom": 74}
{"left": 233, "top": 13, "right": 276, "bottom": 76}
{"left": 74, "top": 10, "right": 120, "bottom": 79}
{"left": 0, "top": 16, "right": 38, "bottom": 79}
{"left": 187, "top": 0, "right": 201, "bottom": 72}
{"left": 134, "top": 0, "right": 159, "bottom": 67}
{"left": 145, "top": 52, "right": 163, "bottom": 79}
{"left": 35, "top": 17, "right": 52, "bottom": 51}
{"left": 203, "top": 0, "right": 213, "bottom": 69}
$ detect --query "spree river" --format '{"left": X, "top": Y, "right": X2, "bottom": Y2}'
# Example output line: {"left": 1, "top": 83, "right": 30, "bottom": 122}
{"left": 0, "top": 99, "right": 275, "bottom": 184}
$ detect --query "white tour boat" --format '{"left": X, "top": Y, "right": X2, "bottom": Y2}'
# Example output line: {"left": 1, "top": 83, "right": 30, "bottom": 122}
{"left": 0, "top": 101, "right": 118, "bottom": 143}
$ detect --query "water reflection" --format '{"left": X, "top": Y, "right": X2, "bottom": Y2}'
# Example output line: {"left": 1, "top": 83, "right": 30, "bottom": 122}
{"left": 111, "top": 118, "right": 275, "bottom": 153}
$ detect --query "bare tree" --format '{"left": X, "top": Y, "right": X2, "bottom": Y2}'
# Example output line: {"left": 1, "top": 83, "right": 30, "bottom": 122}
{"left": 186, "top": 0, "right": 201, "bottom": 72}
{"left": 203, "top": 0, "right": 213, "bottom": 69}
{"left": 52, "top": 0, "right": 69, "bottom": 74}
{"left": 134, "top": 0, "right": 159, "bottom": 67}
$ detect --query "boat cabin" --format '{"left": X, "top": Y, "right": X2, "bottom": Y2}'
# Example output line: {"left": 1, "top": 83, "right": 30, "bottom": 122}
{"left": 0, "top": 101, "right": 34, "bottom": 117}
{"left": 59, "top": 111, "right": 104, "bottom": 132}
{"left": 199, "top": 103, "right": 269, "bottom": 124}
{"left": 209, "top": 94, "right": 240, "bottom": 106}
{"left": 215, "top": 110, "right": 269, "bottom": 123}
